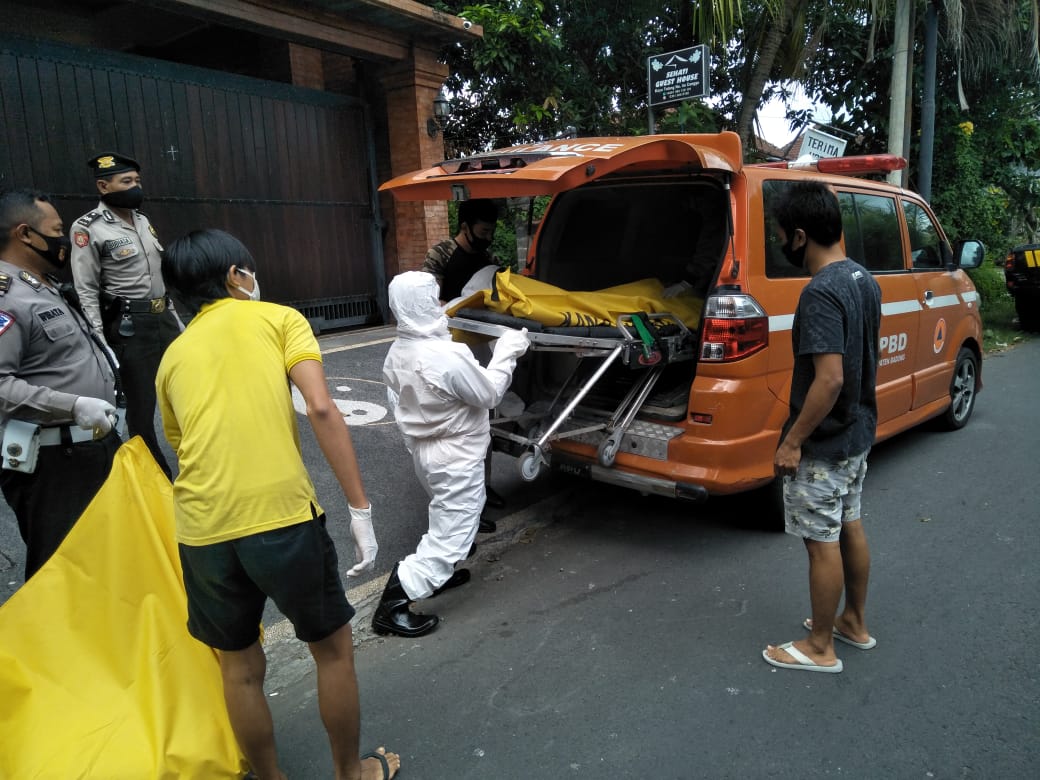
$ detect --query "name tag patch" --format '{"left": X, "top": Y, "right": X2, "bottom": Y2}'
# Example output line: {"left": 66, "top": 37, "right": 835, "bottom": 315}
{"left": 37, "top": 307, "right": 66, "bottom": 324}
{"left": 103, "top": 237, "right": 133, "bottom": 252}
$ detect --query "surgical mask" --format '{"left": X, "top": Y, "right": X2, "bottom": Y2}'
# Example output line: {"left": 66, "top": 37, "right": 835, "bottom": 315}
{"left": 781, "top": 233, "right": 807, "bottom": 269}
{"left": 233, "top": 269, "right": 261, "bottom": 301}
{"left": 26, "top": 226, "right": 71, "bottom": 269}
{"left": 101, "top": 185, "right": 144, "bottom": 210}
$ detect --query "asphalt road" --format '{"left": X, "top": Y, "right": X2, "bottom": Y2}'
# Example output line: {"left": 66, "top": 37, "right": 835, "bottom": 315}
{"left": 2, "top": 330, "right": 1037, "bottom": 779}
{"left": 271, "top": 335, "right": 1039, "bottom": 779}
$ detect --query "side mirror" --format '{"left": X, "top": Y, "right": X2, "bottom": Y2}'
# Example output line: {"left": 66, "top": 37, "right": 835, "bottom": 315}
{"left": 953, "top": 239, "right": 985, "bottom": 269}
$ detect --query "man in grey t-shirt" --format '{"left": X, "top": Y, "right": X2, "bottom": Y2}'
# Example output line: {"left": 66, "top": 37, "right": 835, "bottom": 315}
{"left": 763, "top": 181, "right": 882, "bottom": 674}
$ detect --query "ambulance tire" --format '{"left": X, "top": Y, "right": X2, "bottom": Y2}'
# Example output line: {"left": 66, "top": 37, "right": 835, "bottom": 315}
{"left": 938, "top": 347, "right": 978, "bottom": 431}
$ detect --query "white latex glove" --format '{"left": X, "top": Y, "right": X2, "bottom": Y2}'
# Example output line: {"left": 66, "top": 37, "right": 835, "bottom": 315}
{"left": 73, "top": 396, "right": 117, "bottom": 434}
{"left": 493, "top": 327, "right": 530, "bottom": 362}
{"left": 345, "top": 504, "right": 378, "bottom": 577}
{"left": 662, "top": 280, "right": 692, "bottom": 298}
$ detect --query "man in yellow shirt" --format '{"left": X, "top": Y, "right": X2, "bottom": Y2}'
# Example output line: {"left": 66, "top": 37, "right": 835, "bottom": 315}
{"left": 157, "top": 229, "right": 398, "bottom": 780}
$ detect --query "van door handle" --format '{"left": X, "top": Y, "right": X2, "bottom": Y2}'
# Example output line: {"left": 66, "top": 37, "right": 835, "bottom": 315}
{"left": 923, "top": 290, "right": 934, "bottom": 305}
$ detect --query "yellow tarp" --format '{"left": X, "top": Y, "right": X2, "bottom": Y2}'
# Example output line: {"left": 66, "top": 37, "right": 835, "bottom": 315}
{"left": 449, "top": 269, "right": 704, "bottom": 328}
{"left": 0, "top": 438, "right": 247, "bottom": 779}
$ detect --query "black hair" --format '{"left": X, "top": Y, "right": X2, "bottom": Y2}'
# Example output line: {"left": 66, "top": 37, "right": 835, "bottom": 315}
{"left": 162, "top": 228, "right": 257, "bottom": 314}
{"left": 0, "top": 189, "right": 52, "bottom": 252}
{"left": 458, "top": 198, "right": 498, "bottom": 228}
{"left": 771, "top": 180, "right": 843, "bottom": 247}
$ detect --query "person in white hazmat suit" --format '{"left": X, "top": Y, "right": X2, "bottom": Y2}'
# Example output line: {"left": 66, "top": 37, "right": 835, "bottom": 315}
{"left": 373, "top": 271, "right": 529, "bottom": 637}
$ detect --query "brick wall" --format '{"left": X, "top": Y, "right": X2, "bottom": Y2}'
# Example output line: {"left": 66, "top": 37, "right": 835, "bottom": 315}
{"left": 379, "top": 47, "right": 450, "bottom": 278}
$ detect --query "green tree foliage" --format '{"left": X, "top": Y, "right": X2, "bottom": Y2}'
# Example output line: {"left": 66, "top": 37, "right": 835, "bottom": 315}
{"left": 425, "top": 0, "right": 1038, "bottom": 250}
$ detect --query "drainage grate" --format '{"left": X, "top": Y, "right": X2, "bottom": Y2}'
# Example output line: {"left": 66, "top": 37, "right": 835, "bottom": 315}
{"left": 286, "top": 295, "right": 382, "bottom": 334}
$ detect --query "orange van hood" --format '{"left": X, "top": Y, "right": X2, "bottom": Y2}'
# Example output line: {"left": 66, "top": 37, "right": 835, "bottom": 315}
{"left": 380, "top": 131, "right": 742, "bottom": 200}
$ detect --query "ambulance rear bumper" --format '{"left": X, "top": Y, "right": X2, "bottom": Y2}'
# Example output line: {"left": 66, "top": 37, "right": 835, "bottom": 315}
{"left": 550, "top": 452, "right": 709, "bottom": 502}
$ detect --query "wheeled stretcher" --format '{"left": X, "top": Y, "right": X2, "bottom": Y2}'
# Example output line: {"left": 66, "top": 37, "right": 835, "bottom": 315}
{"left": 448, "top": 306, "right": 698, "bottom": 481}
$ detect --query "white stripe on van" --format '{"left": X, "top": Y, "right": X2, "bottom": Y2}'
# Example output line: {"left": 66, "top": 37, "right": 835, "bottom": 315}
{"left": 960, "top": 290, "right": 979, "bottom": 304}
{"left": 768, "top": 295, "right": 952, "bottom": 333}
{"left": 882, "top": 299, "right": 923, "bottom": 316}
{"left": 926, "top": 294, "right": 962, "bottom": 309}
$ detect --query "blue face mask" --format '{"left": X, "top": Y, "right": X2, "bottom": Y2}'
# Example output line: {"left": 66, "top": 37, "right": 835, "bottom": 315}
{"left": 233, "top": 269, "right": 261, "bottom": 301}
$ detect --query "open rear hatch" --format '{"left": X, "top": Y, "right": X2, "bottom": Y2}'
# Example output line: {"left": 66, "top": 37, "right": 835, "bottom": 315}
{"left": 379, "top": 132, "right": 741, "bottom": 200}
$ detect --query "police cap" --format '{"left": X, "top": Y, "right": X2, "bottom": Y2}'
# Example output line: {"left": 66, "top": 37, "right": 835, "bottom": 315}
{"left": 87, "top": 152, "right": 140, "bottom": 178}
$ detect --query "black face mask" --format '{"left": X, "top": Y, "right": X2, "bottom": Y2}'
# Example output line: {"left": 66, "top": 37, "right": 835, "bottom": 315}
{"left": 101, "top": 185, "right": 144, "bottom": 210}
{"left": 26, "top": 226, "right": 71, "bottom": 269}
{"left": 465, "top": 226, "right": 492, "bottom": 255}
{"left": 781, "top": 232, "right": 807, "bottom": 269}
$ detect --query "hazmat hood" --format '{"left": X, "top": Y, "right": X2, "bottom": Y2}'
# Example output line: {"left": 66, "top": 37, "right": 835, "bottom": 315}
{"left": 379, "top": 131, "right": 742, "bottom": 201}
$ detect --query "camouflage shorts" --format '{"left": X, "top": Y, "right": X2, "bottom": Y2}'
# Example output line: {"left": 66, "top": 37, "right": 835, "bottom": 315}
{"left": 783, "top": 451, "right": 869, "bottom": 542}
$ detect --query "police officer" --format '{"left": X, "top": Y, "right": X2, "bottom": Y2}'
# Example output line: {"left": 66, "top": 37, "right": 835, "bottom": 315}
{"left": 70, "top": 153, "right": 180, "bottom": 478}
{"left": 0, "top": 189, "right": 122, "bottom": 580}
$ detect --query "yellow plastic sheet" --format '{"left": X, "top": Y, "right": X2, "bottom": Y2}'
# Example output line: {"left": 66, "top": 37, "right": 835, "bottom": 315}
{"left": 0, "top": 438, "right": 247, "bottom": 779}
{"left": 449, "top": 269, "right": 704, "bottom": 328}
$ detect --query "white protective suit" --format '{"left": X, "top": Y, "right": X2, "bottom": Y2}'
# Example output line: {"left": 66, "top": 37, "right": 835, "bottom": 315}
{"left": 383, "top": 271, "right": 530, "bottom": 599}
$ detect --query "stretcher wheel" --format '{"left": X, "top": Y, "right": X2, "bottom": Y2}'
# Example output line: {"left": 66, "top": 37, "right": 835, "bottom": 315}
{"left": 598, "top": 432, "right": 622, "bottom": 467}
{"left": 519, "top": 447, "right": 544, "bottom": 481}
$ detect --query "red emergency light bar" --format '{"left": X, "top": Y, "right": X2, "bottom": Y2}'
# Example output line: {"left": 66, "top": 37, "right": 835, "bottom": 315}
{"left": 754, "top": 154, "right": 907, "bottom": 175}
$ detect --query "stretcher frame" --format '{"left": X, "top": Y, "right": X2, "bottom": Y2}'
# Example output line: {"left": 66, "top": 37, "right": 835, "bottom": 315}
{"left": 447, "top": 311, "right": 697, "bottom": 480}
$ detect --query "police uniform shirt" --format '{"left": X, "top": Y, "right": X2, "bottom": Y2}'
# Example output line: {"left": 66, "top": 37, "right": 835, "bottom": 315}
{"left": 0, "top": 260, "right": 117, "bottom": 424}
{"left": 69, "top": 202, "right": 165, "bottom": 332}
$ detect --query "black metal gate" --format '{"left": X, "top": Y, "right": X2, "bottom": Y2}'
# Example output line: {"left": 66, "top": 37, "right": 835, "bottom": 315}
{"left": 0, "top": 34, "right": 384, "bottom": 330}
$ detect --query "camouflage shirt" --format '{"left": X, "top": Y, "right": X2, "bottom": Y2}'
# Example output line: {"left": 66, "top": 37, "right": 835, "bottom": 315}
{"left": 422, "top": 239, "right": 497, "bottom": 301}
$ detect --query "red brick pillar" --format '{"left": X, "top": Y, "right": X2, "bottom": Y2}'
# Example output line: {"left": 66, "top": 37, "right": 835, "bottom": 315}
{"left": 381, "top": 46, "right": 450, "bottom": 275}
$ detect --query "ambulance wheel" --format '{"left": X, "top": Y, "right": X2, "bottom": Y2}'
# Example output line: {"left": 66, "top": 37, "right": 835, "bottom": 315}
{"left": 598, "top": 433, "right": 621, "bottom": 467}
{"left": 519, "top": 448, "right": 543, "bottom": 481}
{"left": 939, "top": 347, "right": 978, "bottom": 430}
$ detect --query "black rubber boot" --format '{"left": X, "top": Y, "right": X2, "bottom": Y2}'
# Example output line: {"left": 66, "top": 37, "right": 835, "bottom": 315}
{"left": 431, "top": 568, "right": 471, "bottom": 597}
{"left": 371, "top": 564, "right": 439, "bottom": 637}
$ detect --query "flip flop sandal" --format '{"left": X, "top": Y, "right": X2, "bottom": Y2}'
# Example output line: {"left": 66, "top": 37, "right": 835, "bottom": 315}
{"left": 362, "top": 750, "right": 392, "bottom": 779}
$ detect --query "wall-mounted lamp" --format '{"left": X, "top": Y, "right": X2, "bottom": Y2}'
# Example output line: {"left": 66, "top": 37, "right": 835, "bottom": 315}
{"left": 427, "top": 89, "right": 451, "bottom": 137}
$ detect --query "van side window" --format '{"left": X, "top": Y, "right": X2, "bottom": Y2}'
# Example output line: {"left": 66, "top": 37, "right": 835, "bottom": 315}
{"left": 840, "top": 192, "right": 903, "bottom": 272}
{"left": 762, "top": 180, "right": 809, "bottom": 278}
{"left": 762, "top": 183, "right": 902, "bottom": 277}
{"left": 903, "top": 200, "right": 945, "bottom": 269}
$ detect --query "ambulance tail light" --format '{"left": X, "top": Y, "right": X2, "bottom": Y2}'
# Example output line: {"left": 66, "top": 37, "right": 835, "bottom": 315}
{"left": 700, "top": 293, "right": 769, "bottom": 362}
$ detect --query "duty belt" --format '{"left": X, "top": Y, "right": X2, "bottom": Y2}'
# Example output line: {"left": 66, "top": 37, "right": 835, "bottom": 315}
{"left": 125, "top": 296, "right": 168, "bottom": 314}
{"left": 37, "top": 425, "right": 100, "bottom": 446}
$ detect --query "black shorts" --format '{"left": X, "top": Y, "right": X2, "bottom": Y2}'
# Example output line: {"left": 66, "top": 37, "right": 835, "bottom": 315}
{"left": 179, "top": 515, "right": 355, "bottom": 651}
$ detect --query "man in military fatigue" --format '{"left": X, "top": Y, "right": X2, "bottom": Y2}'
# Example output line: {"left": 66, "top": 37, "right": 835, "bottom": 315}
{"left": 421, "top": 198, "right": 507, "bottom": 518}
{"left": 0, "top": 189, "right": 122, "bottom": 580}
{"left": 423, "top": 198, "right": 499, "bottom": 303}
{"left": 70, "top": 153, "right": 179, "bottom": 478}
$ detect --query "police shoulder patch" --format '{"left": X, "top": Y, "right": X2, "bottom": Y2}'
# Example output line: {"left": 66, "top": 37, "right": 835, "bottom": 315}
{"left": 0, "top": 310, "right": 14, "bottom": 337}
{"left": 17, "top": 271, "right": 41, "bottom": 290}
{"left": 74, "top": 231, "right": 90, "bottom": 248}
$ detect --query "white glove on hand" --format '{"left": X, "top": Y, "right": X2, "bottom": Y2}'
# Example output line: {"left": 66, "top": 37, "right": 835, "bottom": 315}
{"left": 662, "top": 280, "right": 692, "bottom": 298}
{"left": 493, "top": 327, "right": 530, "bottom": 362}
{"left": 345, "top": 504, "right": 377, "bottom": 577}
{"left": 73, "top": 396, "right": 116, "bottom": 434}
